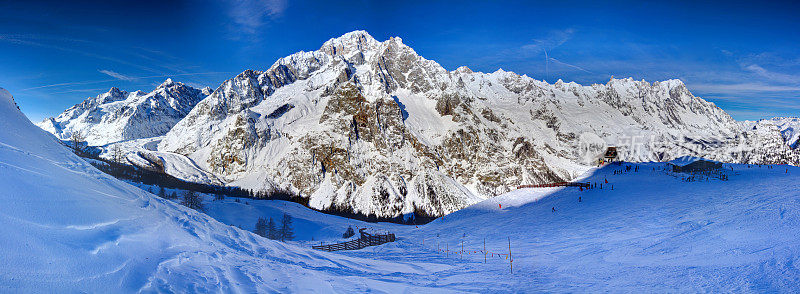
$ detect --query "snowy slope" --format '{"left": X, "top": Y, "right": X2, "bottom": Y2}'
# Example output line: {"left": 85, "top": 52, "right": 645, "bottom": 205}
{"left": 158, "top": 30, "right": 799, "bottom": 218}
{"left": 37, "top": 79, "right": 210, "bottom": 146}
{"left": 10, "top": 81, "right": 800, "bottom": 291}
{"left": 0, "top": 88, "right": 456, "bottom": 292}
{"left": 173, "top": 159, "right": 800, "bottom": 291}
{"left": 393, "top": 162, "right": 800, "bottom": 291}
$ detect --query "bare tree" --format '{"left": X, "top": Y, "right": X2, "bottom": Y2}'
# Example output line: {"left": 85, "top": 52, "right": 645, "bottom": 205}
{"left": 181, "top": 190, "right": 204, "bottom": 211}
{"left": 111, "top": 144, "right": 123, "bottom": 163}
{"left": 70, "top": 133, "right": 85, "bottom": 153}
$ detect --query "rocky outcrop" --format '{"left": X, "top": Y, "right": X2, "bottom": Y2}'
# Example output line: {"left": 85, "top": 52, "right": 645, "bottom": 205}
{"left": 154, "top": 31, "right": 799, "bottom": 218}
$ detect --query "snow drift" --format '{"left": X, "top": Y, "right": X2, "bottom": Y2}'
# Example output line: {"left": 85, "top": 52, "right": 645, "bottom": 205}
{"left": 0, "top": 88, "right": 442, "bottom": 292}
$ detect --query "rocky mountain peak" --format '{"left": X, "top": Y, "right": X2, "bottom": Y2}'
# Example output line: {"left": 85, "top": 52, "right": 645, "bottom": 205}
{"left": 38, "top": 80, "right": 206, "bottom": 146}
{"left": 159, "top": 78, "right": 175, "bottom": 87}
{"left": 320, "top": 30, "right": 380, "bottom": 56}
{"left": 454, "top": 66, "right": 473, "bottom": 74}
{"left": 152, "top": 30, "right": 800, "bottom": 219}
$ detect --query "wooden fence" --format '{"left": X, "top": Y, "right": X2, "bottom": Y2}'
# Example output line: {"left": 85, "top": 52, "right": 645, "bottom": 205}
{"left": 517, "top": 181, "right": 590, "bottom": 189}
{"left": 312, "top": 229, "right": 396, "bottom": 252}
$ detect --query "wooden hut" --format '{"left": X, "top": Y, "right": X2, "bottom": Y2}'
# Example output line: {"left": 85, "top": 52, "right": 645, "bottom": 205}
{"left": 669, "top": 157, "right": 722, "bottom": 173}
{"left": 603, "top": 147, "right": 618, "bottom": 163}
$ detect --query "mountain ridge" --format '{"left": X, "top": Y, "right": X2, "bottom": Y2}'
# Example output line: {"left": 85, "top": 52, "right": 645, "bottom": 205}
{"left": 37, "top": 79, "right": 211, "bottom": 146}
{"left": 36, "top": 31, "right": 800, "bottom": 219}
{"left": 156, "top": 31, "right": 799, "bottom": 218}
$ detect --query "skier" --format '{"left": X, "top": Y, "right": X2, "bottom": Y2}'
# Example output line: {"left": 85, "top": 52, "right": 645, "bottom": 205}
{"left": 578, "top": 197, "right": 582, "bottom": 202}
{"left": 552, "top": 207, "right": 556, "bottom": 212}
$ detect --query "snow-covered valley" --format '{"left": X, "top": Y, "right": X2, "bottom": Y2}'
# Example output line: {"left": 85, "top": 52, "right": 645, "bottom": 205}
{"left": 5, "top": 84, "right": 800, "bottom": 291}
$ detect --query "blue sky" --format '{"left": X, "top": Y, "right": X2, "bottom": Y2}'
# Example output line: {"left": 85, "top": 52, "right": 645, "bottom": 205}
{"left": 1, "top": 0, "right": 798, "bottom": 122}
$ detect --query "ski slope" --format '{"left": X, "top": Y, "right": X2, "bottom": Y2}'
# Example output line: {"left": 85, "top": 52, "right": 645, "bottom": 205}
{"left": 373, "top": 162, "right": 800, "bottom": 291}
{"left": 4, "top": 82, "right": 800, "bottom": 291}
{"left": 0, "top": 88, "right": 455, "bottom": 292}
{"left": 135, "top": 160, "right": 800, "bottom": 292}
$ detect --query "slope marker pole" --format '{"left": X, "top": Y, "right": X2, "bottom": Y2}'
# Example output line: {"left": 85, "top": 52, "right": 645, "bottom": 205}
{"left": 508, "top": 237, "right": 513, "bottom": 274}
{"left": 461, "top": 237, "right": 464, "bottom": 260}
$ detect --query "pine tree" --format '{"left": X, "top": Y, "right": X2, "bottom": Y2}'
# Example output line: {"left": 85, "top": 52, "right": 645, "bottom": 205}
{"left": 253, "top": 217, "right": 267, "bottom": 237}
{"left": 181, "top": 190, "right": 204, "bottom": 211}
{"left": 214, "top": 193, "right": 225, "bottom": 201}
{"left": 169, "top": 191, "right": 178, "bottom": 200}
{"left": 279, "top": 213, "right": 294, "bottom": 241}
{"left": 158, "top": 186, "right": 166, "bottom": 198}
{"left": 267, "top": 217, "right": 278, "bottom": 240}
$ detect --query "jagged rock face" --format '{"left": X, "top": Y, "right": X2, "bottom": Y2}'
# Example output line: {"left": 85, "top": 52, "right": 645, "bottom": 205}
{"left": 771, "top": 117, "right": 800, "bottom": 149}
{"left": 37, "top": 79, "right": 209, "bottom": 146}
{"left": 159, "top": 30, "right": 800, "bottom": 218}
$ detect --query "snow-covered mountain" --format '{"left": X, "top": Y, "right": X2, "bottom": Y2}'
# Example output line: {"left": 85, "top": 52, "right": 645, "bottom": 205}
{"left": 1, "top": 87, "right": 455, "bottom": 292}
{"left": 769, "top": 117, "right": 800, "bottom": 149}
{"left": 38, "top": 79, "right": 210, "bottom": 146}
{"left": 9, "top": 84, "right": 800, "bottom": 291}
{"left": 156, "top": 31, "right": 799, "bottom": 218}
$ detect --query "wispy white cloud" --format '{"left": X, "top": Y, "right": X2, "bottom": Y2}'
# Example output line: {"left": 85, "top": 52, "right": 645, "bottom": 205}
{"left": 98, "top": 69, "right": 133, "bottom": 81}
{"left": 22, "top": 72, "right": 233, "bottom": 91}
{"left": 742, "top": 64, "right": 800, "bottom": 84}
{"left": 49, "top": 88, "right": 108, "bottom": 94}
{"left": 690, "top": 82, "right": 800, "bottom": 93}
{"left": 227, "top": 0, "right": 287, "bottom": 39}
{"left": 548, "top": 57, "right": 593, "bottom": 74}
{"left": 520, "top": 28, "right": 575, "bottom": 54}
{"left": 0, "top": 34, "right": 163, "bottom": 74}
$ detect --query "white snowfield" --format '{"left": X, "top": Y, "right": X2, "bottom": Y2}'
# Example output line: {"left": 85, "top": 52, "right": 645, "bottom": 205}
{"left": 0, "top": 88, "right": 455, "bottom": 292}
{"left": 6, "top": 82, "right": 800, "bottom": 292}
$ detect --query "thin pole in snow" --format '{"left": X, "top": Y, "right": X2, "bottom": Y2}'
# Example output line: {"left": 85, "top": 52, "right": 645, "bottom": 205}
{"left": 484, "top": 238, "right": 487, "bottom": 264}
{"left": 508, "top": 237, "right": 513, "bottom": 274}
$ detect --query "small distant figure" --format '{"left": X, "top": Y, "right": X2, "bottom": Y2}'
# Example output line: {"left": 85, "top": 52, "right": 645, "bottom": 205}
{"left": 552, "top": 207, "right": 556, "bottom": 212}
{"left": 499, "top": 204, "right": 502, "bottom": 209}
{"left": 578, "top": 197, "right": 582, "bottom": 202}
{"left": 605, "top": 179, "right": 608, "bottom": 184}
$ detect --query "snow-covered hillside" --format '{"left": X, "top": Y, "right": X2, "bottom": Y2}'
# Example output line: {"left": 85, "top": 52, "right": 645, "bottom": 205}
{"left": 37, "top": 79, "right": 210, "bottom": 146}
{"left": 0, "top": 88, "right": 451, "bottom": 292}
{"left": 5, "top": 85, "right": 800, "bottom": 291}
{"left": 156, "top": 30, "right": 799, "bottom": 218}
{"left": 398, "top": 162, "right": 800, "bottom": 291}
{"left": 135, "top": 158, "right": 800, "bottom": 291}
